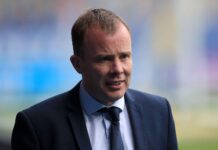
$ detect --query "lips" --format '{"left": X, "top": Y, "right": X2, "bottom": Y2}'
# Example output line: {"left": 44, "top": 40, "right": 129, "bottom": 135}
{"left": 105, "top": 80, "right": 125, "bottom": 90}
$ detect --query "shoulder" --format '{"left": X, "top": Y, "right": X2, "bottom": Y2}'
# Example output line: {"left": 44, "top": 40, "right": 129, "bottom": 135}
{"left": 14, "top": 89, "right": 78, "bottom": 133}
{"left": 126, "top": 88, "right": 168, "bottom": 104}
{"left": 125, "top": 88, "right": 171, "bottom": 113}
{"left": 21, "top": 83, "right": 80, "bottom": 116}
{"left": 24, "top": 91, "right": 69, "bottom": 114}
{"left": 19, "top": 87, "right": 79, "bottom": 123}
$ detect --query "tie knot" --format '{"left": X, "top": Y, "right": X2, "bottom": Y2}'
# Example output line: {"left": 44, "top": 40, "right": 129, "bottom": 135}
{"left": 99, "top": 107, "right": 121, "bottom": 122}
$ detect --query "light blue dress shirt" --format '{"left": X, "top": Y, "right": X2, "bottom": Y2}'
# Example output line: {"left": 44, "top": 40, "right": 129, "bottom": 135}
{"left": 79, "top": 83, "right": 134, "bottom": 150}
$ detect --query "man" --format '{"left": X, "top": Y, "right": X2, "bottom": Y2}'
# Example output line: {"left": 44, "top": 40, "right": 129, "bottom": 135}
{"left": 11, "top": 8, "right": 178, "bottom": 150}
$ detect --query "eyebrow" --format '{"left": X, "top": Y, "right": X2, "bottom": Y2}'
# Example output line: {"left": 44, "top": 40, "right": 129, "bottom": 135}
{"left": 96, "top": 51, "right": 131, "bottom": 57}
{"left": 120, "top": 51, "right": 131, "bottom": 55}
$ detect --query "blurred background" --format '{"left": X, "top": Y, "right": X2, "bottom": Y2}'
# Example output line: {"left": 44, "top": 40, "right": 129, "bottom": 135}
{"left": 0, "top": 0, "right": 218, "bottom": 149}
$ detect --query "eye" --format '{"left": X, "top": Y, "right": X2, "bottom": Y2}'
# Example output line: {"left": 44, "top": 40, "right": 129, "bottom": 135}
{"left": 120, "top": 53, "right": 131, "bottom": 60}
{"left": 96, "top": 55, "right": 113, "bottom": 63}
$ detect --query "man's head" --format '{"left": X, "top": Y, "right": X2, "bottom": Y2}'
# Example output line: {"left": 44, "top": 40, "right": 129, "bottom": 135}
{"left": 71, "top": 8, "right": 132, "bottom": 105}
{"left": 71, "top": 8, "right": 130, "bottom": 57}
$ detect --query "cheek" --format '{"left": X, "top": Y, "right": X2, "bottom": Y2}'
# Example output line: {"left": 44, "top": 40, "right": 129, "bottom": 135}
{"left": 125, "top": 62, "right": 132, "bottom": 75}
{"left": 93, "top": 65, "right": 110, "bottom": 76}
{"left": 84, "top": 69, "right": 105, "bottom": 86}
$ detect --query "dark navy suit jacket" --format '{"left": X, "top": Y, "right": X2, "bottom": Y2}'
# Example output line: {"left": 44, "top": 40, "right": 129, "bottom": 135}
{"left": 11, "top": 83, "right": 178, "bottom": 150}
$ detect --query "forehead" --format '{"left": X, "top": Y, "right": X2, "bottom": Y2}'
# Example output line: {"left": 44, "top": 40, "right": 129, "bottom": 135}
{"left": 83, "top": 23, "right": 131, "bottom": 54}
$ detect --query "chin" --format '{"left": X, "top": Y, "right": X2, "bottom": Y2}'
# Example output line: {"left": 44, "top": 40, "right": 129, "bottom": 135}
{"left": 107, "top": 91, "right": 125, "bottom": 100}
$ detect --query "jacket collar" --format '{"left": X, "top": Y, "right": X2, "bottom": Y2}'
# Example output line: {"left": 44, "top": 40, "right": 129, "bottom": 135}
{"left": 66, "top": 83, "right": 148, "bottom": 150}
{"left": 67, "top": 82, "right": 92, "bottom": 150}
{"left": 125, "top": 90, "right": 148, "bottom": 150}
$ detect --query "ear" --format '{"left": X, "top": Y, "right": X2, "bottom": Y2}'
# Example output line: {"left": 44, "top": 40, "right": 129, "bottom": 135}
{"left": 70, "top": 55, "right": 82, "bottom": 74}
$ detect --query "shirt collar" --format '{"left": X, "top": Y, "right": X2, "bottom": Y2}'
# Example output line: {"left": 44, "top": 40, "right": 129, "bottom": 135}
{"left": 79, "top": 82, "right": 124, "bottom": 115}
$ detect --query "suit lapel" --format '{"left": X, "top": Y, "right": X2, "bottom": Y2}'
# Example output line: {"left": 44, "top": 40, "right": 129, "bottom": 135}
{"left": 66, "top": 83, "right": 92, "bottom": 150}
{"left": 68, "top": 113, "right": 92, "bottom": 150}
{"left": 125, "top": 91, "right": 148, "bottom": 150}
{"left": 66, "top": 83, "right": 149, "bottom": 150}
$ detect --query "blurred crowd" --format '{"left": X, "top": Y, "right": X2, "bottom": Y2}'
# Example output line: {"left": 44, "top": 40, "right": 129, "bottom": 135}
{"left": 0, "top": 0, "right": 218, "bottom": 149}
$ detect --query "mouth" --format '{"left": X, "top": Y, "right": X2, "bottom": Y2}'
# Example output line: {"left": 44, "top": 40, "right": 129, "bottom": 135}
{"left": 105, "top": 80, "right": 125, "bottom": 90}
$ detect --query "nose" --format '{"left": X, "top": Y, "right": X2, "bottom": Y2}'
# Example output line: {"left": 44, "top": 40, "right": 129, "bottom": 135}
{"left": 110, "top": 58, "right": 124, "bottom": 75}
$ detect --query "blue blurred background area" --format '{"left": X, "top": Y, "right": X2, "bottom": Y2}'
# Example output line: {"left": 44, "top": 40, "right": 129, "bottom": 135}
{"left": 0, "top": 0, "right": 218, "bottom": 149}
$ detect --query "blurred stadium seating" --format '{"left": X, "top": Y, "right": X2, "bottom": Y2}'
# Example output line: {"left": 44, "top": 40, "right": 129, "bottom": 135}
{"left": 0, "top": 0, "right": 218, "bottom": 149}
